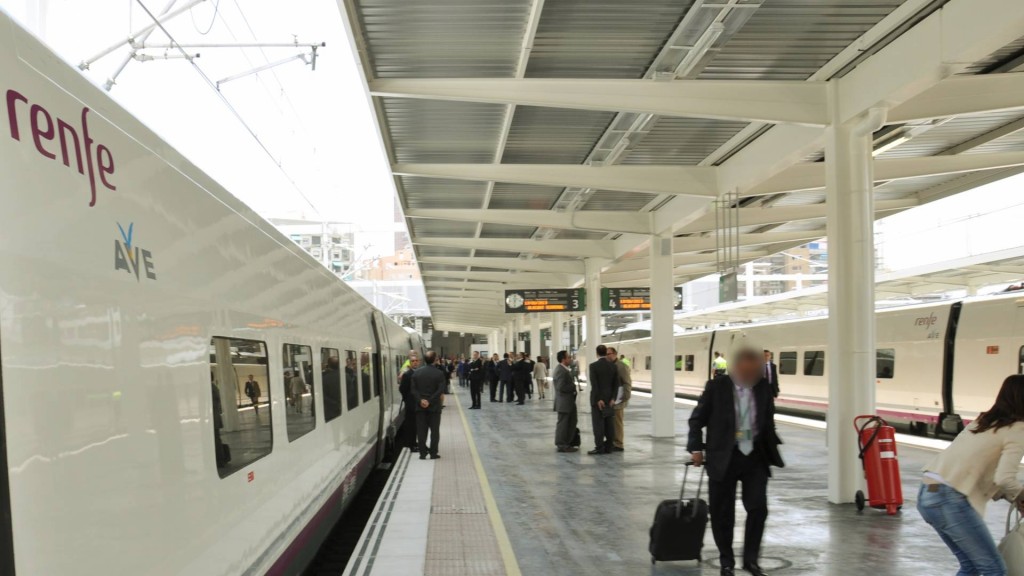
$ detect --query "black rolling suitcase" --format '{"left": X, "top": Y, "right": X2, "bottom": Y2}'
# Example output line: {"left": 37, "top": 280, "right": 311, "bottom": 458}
{"left": 649, "top": 462, "right": 708, "bottom": 564}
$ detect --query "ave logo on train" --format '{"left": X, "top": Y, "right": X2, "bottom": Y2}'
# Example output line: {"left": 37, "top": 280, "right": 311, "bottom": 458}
{"left": 114, "top": 222, "right": 157, "bottom": 281}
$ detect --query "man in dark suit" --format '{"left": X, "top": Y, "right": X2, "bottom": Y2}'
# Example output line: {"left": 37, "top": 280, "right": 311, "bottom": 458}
{"left": 412, "top": 350, "right": 446, "bottom": 460}
{"left": 553, "top": 350, "right": 578, "bottom": 452}
{"left": 763, "top": 350, "right": 780, "bottom": 398}
{"left": 468, "top": 351, "right": 484, "bottom": 409}
{"left": 485, "top": 353, "right": 499, "bottom": 402}
{"left": 398, "top": 356, "right": 420, "bottom": 450}
{"left": 498, "top": 354, "right": 514, "bottom": 403}
{"left": 688, "top": 347, "right": 784, "bottom": 576}
{"left": 512, "top": 352, "right": 530, "bottom": 405}
{"left": 587, "top": 344, "right": 620, "bottom": 455}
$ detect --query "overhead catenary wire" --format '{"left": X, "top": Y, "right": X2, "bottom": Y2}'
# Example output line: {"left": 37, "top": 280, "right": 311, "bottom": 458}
{"left": 190, "top": 0, "right": 220, "bottom": 35}
{"left": 131, "top": 0, "right": 320, "bottom": 216}
{"left": 229, "top": 0, "right": 313, "bottom": 145}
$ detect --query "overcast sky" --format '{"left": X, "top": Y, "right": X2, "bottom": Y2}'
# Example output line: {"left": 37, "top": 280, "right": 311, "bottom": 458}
{"left": 6, "top": 0, "right": 1023, "bottom": 288}
{"left": 5, "top": 0, "right": 397, "bottom": 252}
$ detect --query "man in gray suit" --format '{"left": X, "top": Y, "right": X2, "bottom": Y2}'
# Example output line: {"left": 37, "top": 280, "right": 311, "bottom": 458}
{"left": 553, "top": 350, "right": 578, "bottom": 453}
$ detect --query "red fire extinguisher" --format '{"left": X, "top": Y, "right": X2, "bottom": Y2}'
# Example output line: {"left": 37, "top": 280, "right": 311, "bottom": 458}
{"left": 854, "top": 415, "right": 903, "bottom": 515}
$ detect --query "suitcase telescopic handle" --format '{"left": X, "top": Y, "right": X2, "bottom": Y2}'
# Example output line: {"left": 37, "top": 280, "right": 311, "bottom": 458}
{"left": 677, "top": 461, "right": 705, "bottom": 519}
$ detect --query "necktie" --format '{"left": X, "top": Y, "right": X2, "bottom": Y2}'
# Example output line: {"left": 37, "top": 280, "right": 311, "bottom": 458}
{"left": 738, "top": 387, "right": 754, "bottom": 455}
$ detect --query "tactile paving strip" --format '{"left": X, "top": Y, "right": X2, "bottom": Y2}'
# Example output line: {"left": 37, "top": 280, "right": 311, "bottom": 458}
{"left": 424, "top": 399, "right": 506, "bottom": 576}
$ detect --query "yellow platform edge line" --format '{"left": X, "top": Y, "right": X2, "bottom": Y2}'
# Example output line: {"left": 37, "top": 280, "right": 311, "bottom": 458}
{"left": 452, "top": 393, "right": 523, "bottom": 576}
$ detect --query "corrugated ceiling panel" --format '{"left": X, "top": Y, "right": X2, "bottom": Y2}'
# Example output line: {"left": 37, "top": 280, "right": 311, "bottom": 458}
{"left": 526, "top": 0, "right": 692, "bottom": 79}
{"left": 622, "top": 117, "right": 750, "bottom": 165}
{"left": 359, "top": 0, "right": 530, "bottom": 78}
{"left": 503, "top": 106, "right": 614, "bottom": 164}
{"left": 479, "top": 223, "right": 537, "bottom": 238}
{"left": 488, "top": 182, "right": 563, "bottom": 209}
{"left": 876, "top": 111, "right": 1024, "bottom": 159}
{"left": 417, "top": 246, "right": 473, "bottom": 258}
{"left": 554, "top": 229, "right": 610, "bottom": 240}
{"left": 701, "top": 0, "right": 905, "bottom": 80}
{"left": 408, "top": 218, "right": 478, "bottom": 238}
{"left": 962, "top": 36, "right": 1024, "bottom": 74}
{"left": 474, "top": 249, "right": 521, "bottom": 258}
{"left": 382, "top": 98, "right": 507, "bottom": 163}
{"left": 401, "top": 176, "right": 489, "bottom": 209}
{"left": 581, "top": 190, "right": 658, "bottom": 211}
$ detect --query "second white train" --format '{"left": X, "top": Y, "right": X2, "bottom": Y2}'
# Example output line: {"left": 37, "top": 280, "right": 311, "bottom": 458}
{"left": 604, "top": 293, "right": 1024, "bottom": 435}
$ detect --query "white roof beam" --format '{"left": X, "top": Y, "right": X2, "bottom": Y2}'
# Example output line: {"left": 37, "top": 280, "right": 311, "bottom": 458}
{"left": 421, "top": 270, "right": 580, "bottom": 284}
{"left": 888, "top": 73, "right": 1024, "bottom": 124}
{"left": 407, "top": 208, "right": 653, "bottom": 235}
{"left": 414, "top": 237, "right": 615, "bottom": 259}
{"left": 419, "top": 256, "right": 584, "bottom": 274}
{"left": 370, "top": 78, "right": 829, "bottom": 126}
{"left": 837, "top": 0, "right": 1024, "bottom": 125}
{"left": 607, "top": 251, "right": 768, "bottom": 274}
{"left": 393, "top": 164, "right": 719, "bottom": 199}
{"left": 423, "top": 280, "right": 517, "bottom": 291}
{"left": 678, "top": 199, "right": 917, "bottom": 233}
{"left": 672, "top": 231, "right": 824, "bottom": 253}
{"left": 748, "top": 152, "right": 1024, "bottom": 197}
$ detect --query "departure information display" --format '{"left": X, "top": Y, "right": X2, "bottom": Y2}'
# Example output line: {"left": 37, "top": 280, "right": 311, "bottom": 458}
{"left": 601, "top": 287, "right": 683, "bottom": 311}
{"left": 504, "top": 289, "right": 585, "bottom": 313}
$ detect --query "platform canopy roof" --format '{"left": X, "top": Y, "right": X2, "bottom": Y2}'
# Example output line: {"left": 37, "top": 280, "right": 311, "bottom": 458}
{"left": 338, "top": 0, "right": 1024, "bottom": 333}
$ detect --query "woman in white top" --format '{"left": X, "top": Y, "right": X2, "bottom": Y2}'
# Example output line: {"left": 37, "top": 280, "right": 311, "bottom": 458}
{"left": 919, "top": 375, "right": 1024, "bottom": 576}
{"left": 533, "top": 357, "right": 549, "bottom": 400}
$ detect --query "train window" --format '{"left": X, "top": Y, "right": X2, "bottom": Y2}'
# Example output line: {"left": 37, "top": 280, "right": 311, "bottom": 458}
{"left": 360, "top": 351, "right": 372, "bottom": 403}
{"left": 645, "top": 356, "right": 652, "bottom": 370}
{"left": 283, "top": 344, "right": 316, "bottom": 441}
{"left": 685, "top": 355, "right": 695, "bottom": 372}
{"left": 322, "top": 348, "right": 342, "bottom": 423}
{"left": 345, "top": 350, "right": 360, "bottom": 410}
{"left": 877, "top": 348, "right": 896, "bottom": 379}
{"left": 804, "top": 350, "right": 826, "bottom": 377}
{"left": 209, "top": 337, "right": 271, "bottom": 478}
{"left": 674, "top": 355, "right": 683, "bottom": 372}
{"left": 779, "top": 352, "right": 797, "bottom": 375}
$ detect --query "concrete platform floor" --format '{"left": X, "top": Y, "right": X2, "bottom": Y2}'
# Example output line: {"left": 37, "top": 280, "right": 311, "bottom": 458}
{"left": 456, "top": 388, "right": 1011, "bottom": 575}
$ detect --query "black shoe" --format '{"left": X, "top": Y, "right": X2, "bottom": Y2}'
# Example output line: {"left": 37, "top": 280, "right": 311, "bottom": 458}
{"left": 742, "top": 564, "right": 766, "bottom": 576}
{"left": 587, "top": 448, "right": 607, "bottom": 455}
{"left": 430, "top": 454, "right": 441, "bottom": 460}
{"left": 721, "top": 569, "right": 735, "bottom": 576}
{"left": 419, "top": 454, "right": 427, "bottom": 460}
{"left": 516, "top": 401, "right": 525, "bottom": 405}
{"left": 612, "top": 446, "right": 624, "bottom": 452}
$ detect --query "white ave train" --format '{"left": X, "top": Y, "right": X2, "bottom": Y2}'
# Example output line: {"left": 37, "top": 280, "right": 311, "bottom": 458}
{"left": 603, "top": 293, "right": 1024, "bottom": 436}
{"left": 0, "top": 11, "right": 423, "bottom": 575}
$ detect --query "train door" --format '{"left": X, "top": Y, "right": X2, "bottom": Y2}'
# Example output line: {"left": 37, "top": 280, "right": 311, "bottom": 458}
{"left": 0, "top": 334, "right": 13, "bottom": 576}
{"left": 1017, "top": 301, "right": 1024, "bottom": 374}
{"left": 369, "top": 313, "right": 395, "bottom": 462}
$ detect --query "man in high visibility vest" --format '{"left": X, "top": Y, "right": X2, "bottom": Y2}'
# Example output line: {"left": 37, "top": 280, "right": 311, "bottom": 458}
{"left": 713, "top": 351, "right": 728, "bottom": 377}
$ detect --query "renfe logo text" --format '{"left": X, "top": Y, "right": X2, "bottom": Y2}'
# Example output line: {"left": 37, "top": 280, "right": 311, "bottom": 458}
{"left": 5, "top": 89, "right": 116, "bottom": 207}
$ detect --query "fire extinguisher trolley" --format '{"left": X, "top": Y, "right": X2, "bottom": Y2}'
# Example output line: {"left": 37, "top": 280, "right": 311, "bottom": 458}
{"left": 854, "top": 415, "right": 904, "bottom": 515}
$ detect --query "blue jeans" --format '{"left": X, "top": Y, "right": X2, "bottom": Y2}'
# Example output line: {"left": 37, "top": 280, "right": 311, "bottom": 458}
{"left": 917, "top": 483, "right": 1006, "bottom": 576}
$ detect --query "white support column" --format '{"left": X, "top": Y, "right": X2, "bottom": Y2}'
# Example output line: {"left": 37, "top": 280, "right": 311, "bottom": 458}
{"left": 650, "top": 233, "right": 676, "bottom": 438}
{"left": 506, "top": 322, "right": 515, "bottom": 354}
{"left": 825, "top": 84, "right": 883, "bottom": 504}
{"left": 551, "top": 312, "right": 565, "bottom": 357}
{"left": 529, "top": 314, "right": 541, "bottom": 360}
{"left": 584, "top": 258, "right": 604, "bottom": 364}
